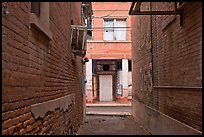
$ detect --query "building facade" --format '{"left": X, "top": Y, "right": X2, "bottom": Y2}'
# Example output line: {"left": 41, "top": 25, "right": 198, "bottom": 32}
{"left": 130, "top": 2, "right": 202, "bottom": 135}
{"left": 85, "top": 2, "right": 132, "bottom": 103}
{"left": 2, "top": 2, "right": 92, "bottom": 135}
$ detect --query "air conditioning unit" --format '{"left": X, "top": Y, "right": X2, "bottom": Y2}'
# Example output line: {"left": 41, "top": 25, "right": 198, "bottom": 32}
{"left": 71, "top": 25, "right": 87, "bottom": 57}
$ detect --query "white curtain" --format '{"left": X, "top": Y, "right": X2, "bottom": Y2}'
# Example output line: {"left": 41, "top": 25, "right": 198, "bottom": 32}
{"left": 104, "top": 19, "right": 114, "bottom": 40}
{"left": 115, "top": 19, "right": 126, "bottom": 41}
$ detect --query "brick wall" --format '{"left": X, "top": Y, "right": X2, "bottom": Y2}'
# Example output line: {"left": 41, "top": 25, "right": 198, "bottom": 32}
{"left": 87, "top": 2, "right": 132, "bottom": 59}
{"left": 91, "top": 2, "right": 132, "bottom": 41}
{"left": 131, "top": 2, "right": 202, "bottom": 134}
{"left": 2, "top": 2, "right": 84, "bottom": 135}
{"left": 86, "top": 42, "right": 131, "bottom": 59}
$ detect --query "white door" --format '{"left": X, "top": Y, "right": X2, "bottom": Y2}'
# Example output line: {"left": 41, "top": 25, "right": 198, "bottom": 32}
{"left": 99, "top": 75, "right": 113, "bottom": 101}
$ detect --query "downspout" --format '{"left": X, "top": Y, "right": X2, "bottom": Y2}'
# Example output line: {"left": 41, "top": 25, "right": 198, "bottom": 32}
{"left": 150, "top": 3, "right": 153, "bottom": 87}
{"left": 150, "top": 2, "right": 155, "bottom": 108}
{"left": 150, "top": 2, "right": 158, "bottom": 110}
{"left": 81, "top": 62, "right": 85, "bottom": 122}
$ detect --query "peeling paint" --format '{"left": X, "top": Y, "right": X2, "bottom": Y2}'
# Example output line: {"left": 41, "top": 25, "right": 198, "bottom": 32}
{"left": 31, "top": 94, "right": 75, "bottom": 119}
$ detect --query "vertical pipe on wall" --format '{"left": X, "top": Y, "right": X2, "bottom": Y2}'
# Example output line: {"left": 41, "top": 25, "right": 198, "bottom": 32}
{"left": 150, "top": 2, "right": 158, "bottom": 110}
{"left": 150, "top": 2, "right": 153, "bottom": 86}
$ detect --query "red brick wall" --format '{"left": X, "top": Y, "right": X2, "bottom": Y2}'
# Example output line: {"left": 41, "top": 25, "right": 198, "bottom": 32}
{"left": 92, "top": 2, "right": 131, "bottom": 41}
{"left": 131, "top": 2, "right": 202, "bottom": 132}
{"left": 2, "top": 2, "right": 84, "bottom": 135}
{"left": 87, "top": 2, "right": 132, "bottom": 59}
{"left": 86, "top": 42, "right": 131, "bottom": 59}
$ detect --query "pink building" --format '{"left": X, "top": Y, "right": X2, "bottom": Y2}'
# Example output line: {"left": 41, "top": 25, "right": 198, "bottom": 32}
{"left": 85, "top": 2, "right": 132, "bottom": 103}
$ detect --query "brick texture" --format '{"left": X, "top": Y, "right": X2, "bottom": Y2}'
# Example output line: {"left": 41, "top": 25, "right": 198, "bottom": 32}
{"left": 131, "top": 2, "right": 202, "bottom": 131}
{"left": 2, "top": 2, "right": 84, "bottom": 135}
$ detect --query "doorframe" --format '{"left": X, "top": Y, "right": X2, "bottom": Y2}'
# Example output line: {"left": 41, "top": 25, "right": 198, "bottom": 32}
{"left": 99, "top": 74, "right": 113, "bottom": 101}
{"left": 97, "top": 72, "right": 116, "bottom": 101}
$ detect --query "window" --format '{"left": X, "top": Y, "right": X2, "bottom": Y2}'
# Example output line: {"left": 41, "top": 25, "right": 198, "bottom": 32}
{"left": 30, "top": 2, "right": 52, "bottom": 40}
{"left": 31, "top": 2, "right": 40, "bottom": 16}
{"left": 85, "top": 18, "right": 93, "bottom": 40}
{"left": 128, "top": 60, "right": 132, "bottom": 72}
{"left": 103, "top": 18, "right": 126, "bottom": 41}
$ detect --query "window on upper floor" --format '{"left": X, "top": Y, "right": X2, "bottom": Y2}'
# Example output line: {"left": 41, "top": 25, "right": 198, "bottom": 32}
{"left": 85, "top": 18, "right": 93, "bottom": 40}
{"left": 103, "top": 18, "right": 126, "bottom": 41}
{"left": 30, "top": 2, "right": 52, "bottom": 40}
{"left": 31, "top": 2, "right": 40, "bottom": 16}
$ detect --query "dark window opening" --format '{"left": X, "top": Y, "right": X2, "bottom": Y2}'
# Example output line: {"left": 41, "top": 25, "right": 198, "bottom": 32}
{"left": 116, "top": 60, "right": 122, "bottom": 70}
{"left": 31, "top": 2, "right": 40, "bottom": 16}
{"left": 71, "top": 20, "right": 74, "bottom": 25}
{"left": 86, "top": 18, "right": 92, "bottom": 40}
{"left": 128, "top": 60, "right": 132, "bottom": 71}
{"left": 103, "top": 65, "right": 110, "bottom": 71}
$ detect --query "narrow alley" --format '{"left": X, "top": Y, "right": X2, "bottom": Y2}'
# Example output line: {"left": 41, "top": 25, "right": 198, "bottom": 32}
{"left": 2, "top": 2, "right": 202, "bottom": 135}
{"left": 77, "top": 115, "right": 150, "bottom": 135}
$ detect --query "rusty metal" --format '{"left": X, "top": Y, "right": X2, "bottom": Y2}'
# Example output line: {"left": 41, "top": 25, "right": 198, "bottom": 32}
{"left": 129, "top": 2, "right": 183, "bottom": 26}
{"left": 128, "top": 2, "right": 135, "bottom": 15}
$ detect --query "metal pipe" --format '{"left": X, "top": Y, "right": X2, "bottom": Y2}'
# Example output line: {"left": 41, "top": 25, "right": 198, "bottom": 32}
{"left": 150, "top": 2, "right": 154, "bottom": 87}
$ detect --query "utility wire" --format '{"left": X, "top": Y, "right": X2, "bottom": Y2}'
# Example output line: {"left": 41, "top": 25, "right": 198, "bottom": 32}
{"left": 93, "top": 3, "right": 124, "bottom": 18}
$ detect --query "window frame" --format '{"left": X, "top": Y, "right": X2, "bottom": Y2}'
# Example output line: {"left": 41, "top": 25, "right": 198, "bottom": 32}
{"left": 103, "top": 18, "right": 127, "bottom": 41}
{"left": 30, "top": 2, "right": 53, "bottom": 40}
{"left": 31, "top": 2, "right": 40, "bottom": 16}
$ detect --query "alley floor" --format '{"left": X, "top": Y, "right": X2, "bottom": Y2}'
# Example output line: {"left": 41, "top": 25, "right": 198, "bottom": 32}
{"left": 77, "top": 115, "right": 151, "bottom": 135}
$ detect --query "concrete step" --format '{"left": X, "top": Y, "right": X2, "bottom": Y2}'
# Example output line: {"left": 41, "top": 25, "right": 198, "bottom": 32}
{"left": 86, "top": 102, "right": 131, "bottom": 107}
{"left": 86, "top": 111, "right": 131, "bottom": 116}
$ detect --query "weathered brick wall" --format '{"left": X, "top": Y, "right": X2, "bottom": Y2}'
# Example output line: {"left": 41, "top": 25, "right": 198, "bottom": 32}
{"left": 2, "top": 2, "right": 84, "bottom": 135}
{"left": 131, "top": 2, "right": 202, "bottom": 133}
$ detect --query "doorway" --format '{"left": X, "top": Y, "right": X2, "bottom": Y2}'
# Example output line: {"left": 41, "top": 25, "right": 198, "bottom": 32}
{"left": 99, "top": 75, "right": 113, "bottom": 101}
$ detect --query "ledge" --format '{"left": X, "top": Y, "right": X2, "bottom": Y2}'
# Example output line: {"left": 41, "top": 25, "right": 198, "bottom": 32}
{"left": 30, "top": 13, "right": 53, "bottom": 40}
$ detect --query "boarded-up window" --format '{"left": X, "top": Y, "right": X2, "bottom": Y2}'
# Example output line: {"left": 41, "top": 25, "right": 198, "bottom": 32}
{"left": 31, "top": 2, "right": 40, "bottom": 16}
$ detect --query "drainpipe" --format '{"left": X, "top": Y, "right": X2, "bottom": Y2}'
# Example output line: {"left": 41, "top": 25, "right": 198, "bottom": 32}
{"left": 81, "top": 57, "right": 89, "bottom": 122}
{"left": 150, "top": 2, "right": 159, "bottom": 110}
{"left": 150, "top": 2, "right": 154, "bottom": 87}
{"left": 81, "top": 62, "right": 85, "bottom": 122}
